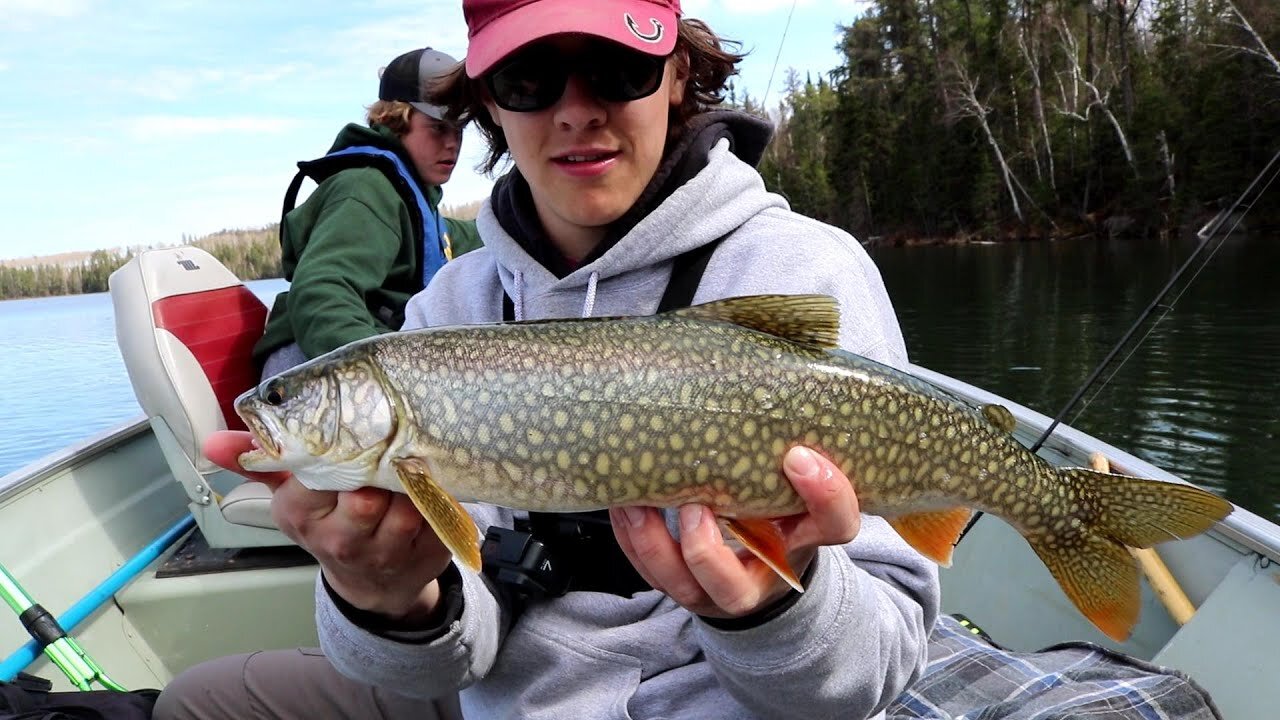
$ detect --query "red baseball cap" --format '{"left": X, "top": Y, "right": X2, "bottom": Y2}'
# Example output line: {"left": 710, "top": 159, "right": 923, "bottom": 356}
{"left": 463, "top": 0, "right": 682, "bottom": 78}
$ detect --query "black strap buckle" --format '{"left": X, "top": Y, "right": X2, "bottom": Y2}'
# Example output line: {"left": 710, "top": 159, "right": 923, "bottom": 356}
{"left": 480, "top": 526, "right": 572, "bottom": 602}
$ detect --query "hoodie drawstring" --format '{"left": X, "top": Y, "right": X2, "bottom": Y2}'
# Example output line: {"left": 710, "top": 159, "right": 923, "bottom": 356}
{"left": 507, "top": 268, "right": 599, "bottom": 321}
{"left": 582, "top": 271, "right": 599, "bottom": 318}
{"left": 512, "top": 269, "right": 525, "bottom": 321}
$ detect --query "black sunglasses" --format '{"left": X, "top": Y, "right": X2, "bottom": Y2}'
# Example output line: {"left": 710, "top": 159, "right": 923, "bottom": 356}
{"left": 485, "top": 41, "right": 668, "bottom": 113}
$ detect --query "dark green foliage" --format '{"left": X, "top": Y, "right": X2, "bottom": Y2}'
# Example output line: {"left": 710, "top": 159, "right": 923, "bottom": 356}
{"left": 755, "top": 0, "right": 1280, "bottom": 242}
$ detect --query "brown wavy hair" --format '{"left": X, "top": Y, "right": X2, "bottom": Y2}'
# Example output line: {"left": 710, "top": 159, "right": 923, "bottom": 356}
{"left": 365, "top": 100, "right": 415, "bottom": 135}
{"left": 432, "top": 18, "right": 745, "bottom": 174}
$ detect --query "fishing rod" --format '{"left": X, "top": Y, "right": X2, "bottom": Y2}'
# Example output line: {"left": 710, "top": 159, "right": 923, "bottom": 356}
{"left": 954, "top": 147, "right": 1280, "bottom": 547}
{"left": 1029, "top": 146, "right": 1280, "bottom": 454}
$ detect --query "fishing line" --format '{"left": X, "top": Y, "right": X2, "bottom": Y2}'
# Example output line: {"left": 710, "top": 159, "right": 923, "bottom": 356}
{"left": 761, "top": 0, "right": 798, "bottom": 109}
{"left": 1064, "top": 175, "right": 1274, "bottom": 422}
{"left": 1028, "top": 146, "right": 1280, "bottom": 454}
{"left": 954, "top": 147, "right": 1280, "bottom": 547}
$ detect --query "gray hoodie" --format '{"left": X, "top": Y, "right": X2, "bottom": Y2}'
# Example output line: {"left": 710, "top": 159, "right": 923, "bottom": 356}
{"left": 315, "top": 137, "right": 940, "bottom": 720}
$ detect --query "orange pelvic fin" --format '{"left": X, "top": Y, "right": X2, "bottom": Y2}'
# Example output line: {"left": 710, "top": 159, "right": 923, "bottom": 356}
{"left": 722, "top": 517, "right": 804, "bottom": 592}
{"left": 887, "top": 507, "right": 974, "bottom": 567}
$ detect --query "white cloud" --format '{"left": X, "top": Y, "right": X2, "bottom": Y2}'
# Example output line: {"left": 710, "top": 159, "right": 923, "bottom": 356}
{"left": 116, "top": 63, "right": 312, "bottom": 102}
{"left": 0, "top": 0, "right": 89, "bottom": 30}
{"left": 0, "top": 61, "right": 9, "bottom": 72}
{"left": 0, "top": 0, "right": 90, "bottom": 19}
{"left": 121, "top": 115, "right": 301, "bottom": 140}
{"left": 331, "top": 6, "right": 471, "bottom": 63}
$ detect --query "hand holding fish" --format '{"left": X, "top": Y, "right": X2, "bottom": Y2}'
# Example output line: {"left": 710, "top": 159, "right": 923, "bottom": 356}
{"left": 611, "top": 447, "right": 859, "bottom": 619}
{"left": 204, "top": 430, "right": 453, "bottom": 625}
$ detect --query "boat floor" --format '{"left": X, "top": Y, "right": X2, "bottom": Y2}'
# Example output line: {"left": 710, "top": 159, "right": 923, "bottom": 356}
{"left": 156, "top": 530, "right": 315, "bottom": 578}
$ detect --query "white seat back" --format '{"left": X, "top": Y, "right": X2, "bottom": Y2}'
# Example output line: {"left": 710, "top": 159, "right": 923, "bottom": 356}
{"left": 109, "top": 247, "right": 267, "bottom": 475}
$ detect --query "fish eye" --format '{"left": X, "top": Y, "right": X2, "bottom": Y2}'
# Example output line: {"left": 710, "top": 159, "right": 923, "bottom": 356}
{"left": 262, "top": 379, "right": 287, "bottom": 406}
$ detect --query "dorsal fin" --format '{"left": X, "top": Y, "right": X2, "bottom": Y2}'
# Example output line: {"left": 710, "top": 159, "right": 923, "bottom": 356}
{"left": 671, "top": 294, "right": 841, "bottom": 348}
{"left": 981, "top": 404, "right": 1017, "bottom": 434}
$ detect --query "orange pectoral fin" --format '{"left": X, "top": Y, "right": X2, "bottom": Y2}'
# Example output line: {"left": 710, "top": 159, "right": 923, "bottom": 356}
{"left": 722, "top": 517, "right": 805, "bottom": 592}
{"left": 887, "top": 507, "right": 974, "bottom": 567}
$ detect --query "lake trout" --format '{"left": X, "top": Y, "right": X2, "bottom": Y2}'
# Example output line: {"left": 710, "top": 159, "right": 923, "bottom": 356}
{"left": 235, "top": 294, "right": 1232, "bottom": 641}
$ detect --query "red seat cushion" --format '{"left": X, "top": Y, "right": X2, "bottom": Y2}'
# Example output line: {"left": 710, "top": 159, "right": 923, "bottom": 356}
{"left": 152, "top": 286, "right": 267, "bottom": 432}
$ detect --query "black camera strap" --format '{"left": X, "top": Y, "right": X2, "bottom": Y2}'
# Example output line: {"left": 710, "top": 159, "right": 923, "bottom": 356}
{"left": 490, "top": 237, "right": 724, "bottom": 599}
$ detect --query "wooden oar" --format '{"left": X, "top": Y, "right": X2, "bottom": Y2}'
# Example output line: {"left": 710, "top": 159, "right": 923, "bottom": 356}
{"left": 1089, "top": 451, "right": 1197, "bottom": 626}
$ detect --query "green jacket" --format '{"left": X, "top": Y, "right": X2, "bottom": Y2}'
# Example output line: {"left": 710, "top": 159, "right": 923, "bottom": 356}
{"left": 254, "top": 123, "right": 481, "bottom": 367}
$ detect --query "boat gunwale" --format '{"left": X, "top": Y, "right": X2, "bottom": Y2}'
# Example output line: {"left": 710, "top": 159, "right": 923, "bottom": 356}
{"left": 0, "top": 414, "right": 151, "bottom": 503}
{"left": 909, "top": 364, "right": 1280, "bottom": 563}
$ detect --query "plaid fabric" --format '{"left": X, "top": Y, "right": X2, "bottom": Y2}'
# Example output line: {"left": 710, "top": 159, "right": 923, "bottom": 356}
{"left": 886, "top": 615, "right": 1222, "bottom": 720}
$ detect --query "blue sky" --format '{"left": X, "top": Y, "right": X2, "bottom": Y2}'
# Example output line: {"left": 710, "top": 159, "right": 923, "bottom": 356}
{"left": 0, "top": 0, "right": 870, "bottom": 261}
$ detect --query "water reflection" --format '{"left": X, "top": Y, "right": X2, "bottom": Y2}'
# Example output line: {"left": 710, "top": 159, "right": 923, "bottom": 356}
{"left": 871, "top": 234, "right": 1280, "bottom": 523}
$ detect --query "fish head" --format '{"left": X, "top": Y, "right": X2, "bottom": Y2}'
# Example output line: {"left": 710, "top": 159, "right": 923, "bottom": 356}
{"left": 233, "top": 350, "right": 398, "bottom": 490}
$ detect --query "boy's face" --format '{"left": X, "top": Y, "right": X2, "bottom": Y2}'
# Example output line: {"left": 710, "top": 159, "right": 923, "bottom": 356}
{"left": 403, "top": 111, "right": 463, "bottom": 186}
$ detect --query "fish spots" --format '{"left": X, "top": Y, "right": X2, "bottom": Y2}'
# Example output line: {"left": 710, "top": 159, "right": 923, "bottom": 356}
{"left": 705, "top": 426, "right": 721, "bottom": 444}
{"left": 670, "top": 435, "right": 685, "bottom": 451}
{"left": 556, "top": 450, "right": 572, "bottom": 470}
{"left": 730, "top": 456, "right": 753, "bottom": 480}
{"left": 650, "top": 416, "right": 667, "bottom": 432}
{"left": 620, "top": 415, "right": 635, "bottom": 433}
{"left": 639, "top": 451, "right": 655, "bottom": 473}
{"left": 863, "top": 464, "right": 879, "bottom": 486}
{"left": 595, "top": 453, "right": 611, "bottom": 475}
{"left": 580, "top": 420, "right": 597, "bottom": 439}
{"left": 440, "top": 396, "right": 459, "bottom": 425}
{"left": 499, "top": 414, "right": 516, "bottom": 434}
{"left": 553, "top": 411, "right": 570, "bottom": 429}
{"left": 679, "top": 384, "right": 695, "bottom": 405}
{"left": 742, "top": 419, "right": 758, "bottom": 438}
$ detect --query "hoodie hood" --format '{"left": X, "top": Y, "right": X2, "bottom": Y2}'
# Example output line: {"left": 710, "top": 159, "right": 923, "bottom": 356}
{"left": 480, "top": 110, "right": 784, "bottom": 319}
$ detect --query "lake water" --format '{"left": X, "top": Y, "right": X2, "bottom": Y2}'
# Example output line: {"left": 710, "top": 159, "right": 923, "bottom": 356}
{"left": 0, "top": 238, "right": 1276, "bottom": 524}
{"left": 0, "top": 278, "right": 287, "bottom": 485}
{"left": 870, "top": 233, "right": 1280, "bottom": 524}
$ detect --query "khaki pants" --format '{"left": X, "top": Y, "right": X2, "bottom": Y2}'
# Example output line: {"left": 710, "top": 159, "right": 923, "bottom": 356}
{"left": 152, "top": 648, "right": 463, "bottom": 720}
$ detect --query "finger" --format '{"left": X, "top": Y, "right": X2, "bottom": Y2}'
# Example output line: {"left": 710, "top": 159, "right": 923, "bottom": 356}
{"left": 334, "top": 487, "right": 393, "bottom": 536}
{"left": 202, "top": 431, "right": 292, "bottom": 487}
{"left": 677, "top": 505, "right": 772, "bottom": 615}
{"left": 610, "top": 507, "right": 705, "bottom": 605}
{"left": 270, "top": 477, "right": 340, "bottom": 533}
{"left": 782, "top": 447, "right": 861, "bottom": 547}
{"left": 374, "top": 494, "right": 429, "bottom": 547}
{"left": 609, "top": 509, "right": 663, "bottom": 591}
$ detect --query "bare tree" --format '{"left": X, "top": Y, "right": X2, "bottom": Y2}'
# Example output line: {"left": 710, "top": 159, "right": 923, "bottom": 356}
{"left": 1018, "top": 28, "right": 1056, "bottom": 190}
{"left": 1212, "top": 1, "right": 1280, "bottom": 80}
{"left": 1054, "top": 20, "right": 1140, "bottom": 178}
{"left": 946, "top": 60, "right": 1025, "bottom": 223}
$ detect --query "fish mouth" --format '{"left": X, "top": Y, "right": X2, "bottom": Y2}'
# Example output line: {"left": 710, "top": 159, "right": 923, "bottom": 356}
{"left": 239, "top": 409, "right": 281, "bottom": 460}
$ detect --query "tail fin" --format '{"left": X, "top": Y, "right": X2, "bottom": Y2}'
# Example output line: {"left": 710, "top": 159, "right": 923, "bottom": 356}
{"left": 1026, "top": 468, "right": 1232, "bottom": 642}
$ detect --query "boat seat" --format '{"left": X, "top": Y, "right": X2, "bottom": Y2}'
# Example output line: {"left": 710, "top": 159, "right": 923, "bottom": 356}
{"left": 109, "top": 246, "right": 291, "bottom": 548}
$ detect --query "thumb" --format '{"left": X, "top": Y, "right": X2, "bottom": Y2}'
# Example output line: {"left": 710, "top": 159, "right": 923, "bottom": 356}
{"left": 202, "top": 430, "right": 292, "bottom": 488}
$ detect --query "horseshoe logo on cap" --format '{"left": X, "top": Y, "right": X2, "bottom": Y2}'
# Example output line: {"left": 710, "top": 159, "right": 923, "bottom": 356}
{"left": 624, "top": 13, "right": 664, "bottom": 44}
